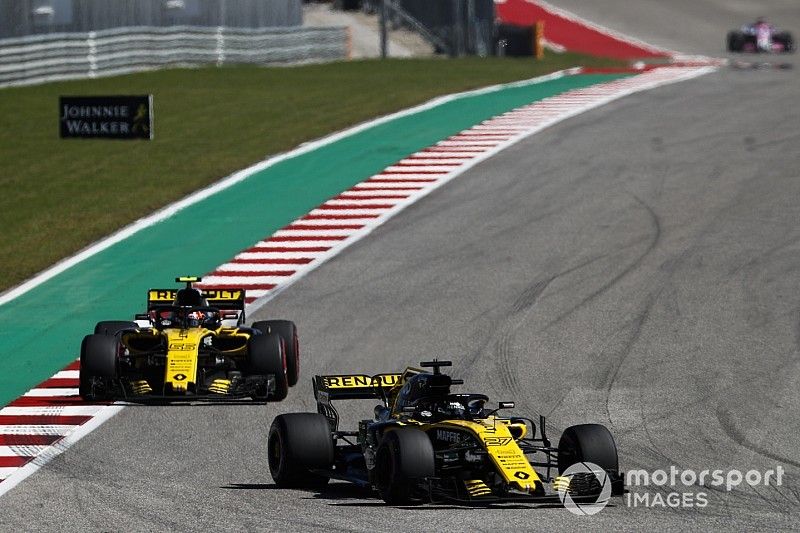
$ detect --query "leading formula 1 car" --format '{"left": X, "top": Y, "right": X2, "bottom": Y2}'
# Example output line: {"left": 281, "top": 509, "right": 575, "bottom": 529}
{"left": 268, "top": 360, "right": 624, "bottom": 505}
{"left": 727, "top": 18, "right": 794, "bottom": 53}
{"left": 79, "top": 276, "right": 299, "bottom": 402}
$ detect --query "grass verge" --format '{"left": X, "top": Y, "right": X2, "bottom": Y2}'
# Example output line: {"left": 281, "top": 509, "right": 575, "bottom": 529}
{"left": 0, "top": 53, "right": 622, "bottom": 293}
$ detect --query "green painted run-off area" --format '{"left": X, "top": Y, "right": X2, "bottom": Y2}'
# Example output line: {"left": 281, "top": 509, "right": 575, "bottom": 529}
{"left": 0, "top": 73, "right": 626, "bottom": 406}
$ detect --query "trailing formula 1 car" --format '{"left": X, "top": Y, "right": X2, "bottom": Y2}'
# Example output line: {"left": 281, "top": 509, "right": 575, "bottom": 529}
{"left": 727, "top": 18, "right": 794, "bottom": 53}
{"left": 268, "top": 360, "right": 624, "bottom": 505}
{"left": 79, "top": 276, "right": 300, "bottom": 402}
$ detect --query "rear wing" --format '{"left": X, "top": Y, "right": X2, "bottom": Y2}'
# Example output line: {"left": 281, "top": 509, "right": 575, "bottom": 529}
{"left": 313, "top": 369, "right": 427, "bottom": 431}
{"left": 146, "top": 288, "right": 246, "bottom": 325}
{"left": 313, "top": 373, "right": 402, "bottom": 432}
{"left": 313, "top": 373, "right": 403, "bottom": 401}
{"left": 147, "top": 288, "right": 246, "bottom": 311}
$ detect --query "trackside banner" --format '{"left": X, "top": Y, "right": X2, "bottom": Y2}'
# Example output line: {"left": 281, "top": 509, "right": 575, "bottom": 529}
{"left": 59, "top": 95, "right": 153, "bottom": 140}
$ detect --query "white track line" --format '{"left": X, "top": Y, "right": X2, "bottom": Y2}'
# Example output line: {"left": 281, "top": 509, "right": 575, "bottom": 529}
{"left": 51, "top": 370, "right": 79, "bottom": 380}
{"left": 0, "top": 405, "right": 124, "bottom": 494}
{"left": 0, "top": 69, "right": 574, "bottom": 308}
{"left": 246, "top": 65, "right": 716, "bottom": 316}
{"left": 0, "top": 406, "right": 103, "bottom": 416}
{"left": 22, "top": 388, "right": 79, "bottom": 398}
{"left": 0, "top": 425, "right": 78, "bottom": 436}
{"left": 0, "top": 446, "right": 48, "bottom": 457}
{"left": 0, "top": 65, "right": 717, "bottom": 499}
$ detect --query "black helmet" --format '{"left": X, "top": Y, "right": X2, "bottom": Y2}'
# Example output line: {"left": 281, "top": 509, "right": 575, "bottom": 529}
{"left": 175, "top": 287, "right": 206, "bottom": 307}
{"left": 394, "top": 373, "right": 452, "bottom": 412}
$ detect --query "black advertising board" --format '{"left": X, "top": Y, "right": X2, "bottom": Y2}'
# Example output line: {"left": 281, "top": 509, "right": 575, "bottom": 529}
{"left": 59, "top": 95, "right": 153, "bottom": 140}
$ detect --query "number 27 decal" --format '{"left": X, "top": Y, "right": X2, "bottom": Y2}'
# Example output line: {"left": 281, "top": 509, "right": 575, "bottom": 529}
{"left": 484, "top": 437, "right": 513, "bottom": 446}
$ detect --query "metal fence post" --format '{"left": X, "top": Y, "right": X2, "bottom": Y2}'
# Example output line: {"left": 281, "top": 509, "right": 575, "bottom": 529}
{"left": 216, "top": 27, "right": 225, "bottom": 66}
{"left": 453, "top": 0, "right": 465, "bottom": 57}
{"left": 380, "top": 0, "right": 388, "bottom": 58}
{"left": 466, "top": 0, "right": 475, "bottom": 55}
{"left": 87, "top": 31, "right": 97, "bottom": 78}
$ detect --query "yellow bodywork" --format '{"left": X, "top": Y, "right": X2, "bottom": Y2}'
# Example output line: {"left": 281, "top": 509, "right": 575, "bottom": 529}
{"left": 430, "top": 419, "right": 542, "bottom": 493}
{"left": 162, "top": 328, "right": 207, "bottom": 392}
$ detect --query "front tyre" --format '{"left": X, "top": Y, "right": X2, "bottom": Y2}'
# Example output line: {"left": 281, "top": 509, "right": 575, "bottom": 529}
{"left": 557, "top": 423, "right": 619, "bottom": 475}
{"left": 268, "top": 413, "right": 333, "bottom": 489}
{"left": 374, "top": 428, "right": 435, "bottom": 505}
{"left": 79, "top": 334, "right": 118, "bottom": 401}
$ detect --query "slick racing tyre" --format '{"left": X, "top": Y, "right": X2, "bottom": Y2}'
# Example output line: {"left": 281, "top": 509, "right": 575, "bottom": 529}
{"left": 94, "top": 320, "right": 137, "bottom": 336}
{"left": 774, "top": 32, "right": 795, "bottom": 52}
{"left": 727, "top": 30, "right": 745, "bottom": 52}
{"left": 374, "top": 428, "right": 435, "bottom": 505}
{"left": 557, "top": 423, "right": 619, "bottom": 475}
{"left": 268, "top": 413, "right": 333, "bottom": 490}
{"left": 557, "top": 424, "right": 619, "bottom": 497}
{"left": 248, "top": 332, "right": 288, "bottom": 401}
{"left": 252, "top": 320, "right": 299, "bottom": 387}
{"left": 79, "top": 333, "right": 118, "bottom": 400}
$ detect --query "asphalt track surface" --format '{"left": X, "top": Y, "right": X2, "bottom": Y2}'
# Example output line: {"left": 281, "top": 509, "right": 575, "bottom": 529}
{"left": 3, "top": 1, "right": 800, "bottom": 530}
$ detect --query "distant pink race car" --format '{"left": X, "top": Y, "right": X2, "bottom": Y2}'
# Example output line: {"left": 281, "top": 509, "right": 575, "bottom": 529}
{"left": 727, "top": 19, "right": 795, "bottom": 53}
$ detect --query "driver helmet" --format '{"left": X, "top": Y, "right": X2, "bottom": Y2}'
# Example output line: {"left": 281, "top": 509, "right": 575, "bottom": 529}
{"left": 175, "top": 287, "right": 207, "bottom": 307}
{"left": 394, "top": 373, "right": 452, "bottom": 413}
{"left": 439, "top": 400, "right": 466, "bottom": 418}
{"left": 187, "top": 310, "right": 206, "bottom": 327}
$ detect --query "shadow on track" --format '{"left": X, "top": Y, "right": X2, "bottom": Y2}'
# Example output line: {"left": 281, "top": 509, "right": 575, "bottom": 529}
{"left": 220, "top": 482, "right": 576, "bottom": 510}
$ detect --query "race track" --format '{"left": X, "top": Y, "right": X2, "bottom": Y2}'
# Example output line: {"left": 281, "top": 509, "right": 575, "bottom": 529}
{"left": 2, "top": 1, "right": 799, "bottom": 530}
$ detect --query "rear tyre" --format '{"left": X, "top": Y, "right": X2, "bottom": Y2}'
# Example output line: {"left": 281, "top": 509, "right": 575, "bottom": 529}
{"left": 374, "top": 428, "right": 435, "bottom": 505}
{"left": 268, "top": 413, "right": 333, "bottom": 489}
{"left": 79, "top": 334, "right": 118, "bottom": 400}
{"left": 774, "top": 32, "right": 794, "bottom": 52}
{"left": 248, "top": 332, "right": 288, "bottom": 401}
{"left": 252, "top": 320, "right": 299, "bottom": 387}
{"left": 727, "top": 31, "right": 744, "bottom": 52}
{"left": 93, "top": 320, "right": 137, "bottom": 336}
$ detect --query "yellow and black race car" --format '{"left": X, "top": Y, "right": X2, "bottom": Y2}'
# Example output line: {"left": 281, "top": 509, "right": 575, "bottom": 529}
{"left": 268, "top": 360, "right": 624, "bottom": 505}
{"left": 79, "top": 276, "right": 299, "bottom": 402}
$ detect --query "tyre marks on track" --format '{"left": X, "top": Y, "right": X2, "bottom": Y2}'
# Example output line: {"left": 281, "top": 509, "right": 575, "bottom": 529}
{"left": 0, "top": 66, "right": 716, "bottom": 497}
{"left": 715, "top": 406, "right": 800, "bottom": 470}
{"left": 204, "top": 67, "right": 714, "bottom": 312}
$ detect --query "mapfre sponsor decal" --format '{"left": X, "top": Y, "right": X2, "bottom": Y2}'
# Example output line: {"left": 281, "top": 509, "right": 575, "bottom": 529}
{"left": 436, "top": 429, "right": 465, "bottom": 444}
